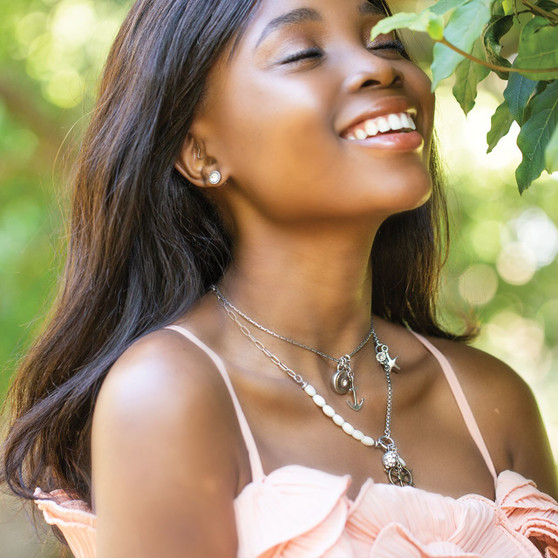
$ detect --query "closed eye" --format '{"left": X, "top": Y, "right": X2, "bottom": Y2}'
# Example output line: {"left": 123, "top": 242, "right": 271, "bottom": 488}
{"left": 369, "top": 39, "right": 408, "bottom": 57}
{"left": 281, "top": 47, "right": 323, "bottom": 64}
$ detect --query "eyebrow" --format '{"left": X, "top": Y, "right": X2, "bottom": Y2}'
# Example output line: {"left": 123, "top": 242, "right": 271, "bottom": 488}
{"left": 255, "top": 2, "right": 385, "bottom": 48}
{"left": 359, "top": 1, "right": 386, "bottom": 16}
{"left": 256, "top": 8, "right": 321, "bottom": 47}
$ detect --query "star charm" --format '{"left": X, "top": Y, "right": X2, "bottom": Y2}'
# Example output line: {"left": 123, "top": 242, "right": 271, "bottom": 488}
{"left": 386, "top": 354, "right": 400, "bottom": 373}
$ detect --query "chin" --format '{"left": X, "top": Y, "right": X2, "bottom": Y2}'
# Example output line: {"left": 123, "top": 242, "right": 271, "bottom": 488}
{"left": 356, "top": 164, "right": 433, "bottom": 215}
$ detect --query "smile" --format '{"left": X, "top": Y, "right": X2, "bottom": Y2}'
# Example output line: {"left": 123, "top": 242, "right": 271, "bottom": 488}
{"left": 343, "top": 112, "right": 417, "bottom": 141}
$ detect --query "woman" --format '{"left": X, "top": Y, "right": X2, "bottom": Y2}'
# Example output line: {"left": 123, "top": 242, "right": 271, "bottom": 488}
{"left": 2, "top": 0, "right": 557, "bottom": 556}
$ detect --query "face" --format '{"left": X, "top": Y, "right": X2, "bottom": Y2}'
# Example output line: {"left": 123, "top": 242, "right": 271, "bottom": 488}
{"left": 190, "top": 0, "right": 436, "bottom": 226}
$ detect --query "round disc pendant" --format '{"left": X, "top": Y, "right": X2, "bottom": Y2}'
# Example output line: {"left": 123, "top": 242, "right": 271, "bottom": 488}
{"left": 387, "top": 466, "right": 414, "bottom": 487}
{"left": 331, "top": 369, "right": 351, "bottom": 394}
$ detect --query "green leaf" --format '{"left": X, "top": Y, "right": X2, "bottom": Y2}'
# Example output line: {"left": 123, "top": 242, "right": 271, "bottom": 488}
{"left": 516, "top": 80, "right": 558, "bottom": 191}
{"left": 430, "top": 0, "right": 468, "bottom": 15}
{"left": 503, "top": 72, "right": 538, "bottom": 124}
{"left": 515, "top": 17, "right": 558, "bottom": 80}
{"left": 490, "top": 0, "right": 506, "bottom": 16}
{"left": 482, "top": 15, "right": 513, "bottom": 79}
{"left": 536, "top": 0, "right": 558, "bottom": 11}
{"left": 502, "top": 0, "right": 515, "bottom": 14}
{"left": 370, "top": 11, "right": 445, "bottom": 41}
{"left": 453, "top": 40, "right": 491, "bottom": 114}
{"left": 486, "top": 100, "right": 514, "bottom": 152}
{"left": 431, "top": 0, "right": 492, "bottom": 88}
{"left": 545, "top": 123, "right": 558, "bottom": 173}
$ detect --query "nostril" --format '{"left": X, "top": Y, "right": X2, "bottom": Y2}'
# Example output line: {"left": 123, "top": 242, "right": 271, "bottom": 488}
{"left": 361, "top": 79, "right": 377, "bottom": 88}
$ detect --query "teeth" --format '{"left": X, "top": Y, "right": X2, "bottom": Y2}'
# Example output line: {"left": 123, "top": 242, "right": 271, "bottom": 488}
{"left": 355, "top": 128, "right": 367, "bottom": 140}
{"left": 345, "top": 111, "right": 416, "bottom": 140}
{"left": 364, "top": 119, "right": 379, "bottom": 137}
{"left": 388, "top": 113, "right": 403, "bottom": 130}
{"left": 377, "top": 117, "right": 390, "bottom": 133}
{"left": 400, "top": 112, "right": 416, "bottom": 130}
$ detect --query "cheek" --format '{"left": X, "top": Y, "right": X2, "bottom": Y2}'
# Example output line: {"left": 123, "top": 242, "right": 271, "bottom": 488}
{"left": 217, "top": 71, "right": 334, "bottom": 163}
{"left": 211, "top": 71, "right": 344, "bottom": 211}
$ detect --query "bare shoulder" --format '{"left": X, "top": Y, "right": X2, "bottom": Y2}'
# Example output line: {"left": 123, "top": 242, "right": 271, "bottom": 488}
{"left": 426, "top": 335, "right": 557, "bottom": 499}
{"left": 91, "top": 327, "right": 240, "bottom": 557}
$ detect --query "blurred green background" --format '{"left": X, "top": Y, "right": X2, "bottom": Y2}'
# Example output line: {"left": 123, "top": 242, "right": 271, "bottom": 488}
{"left": 1, "top": 0, "right": 557, "bottom": 556}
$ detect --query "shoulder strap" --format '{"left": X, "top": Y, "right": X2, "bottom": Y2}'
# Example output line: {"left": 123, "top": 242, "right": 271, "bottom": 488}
{"left": 164, "top": 325, "right": 265, "bottom": 480}
{"left": 410, "top": 331, "right": 498, "bottom": 483}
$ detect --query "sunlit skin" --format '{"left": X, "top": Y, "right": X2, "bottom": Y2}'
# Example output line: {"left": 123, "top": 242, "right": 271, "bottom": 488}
{"left": 173, "top": 0, "right": 555, "bottom": 497}
{"left": 92, "top": 0, "right": 557, "bottom": 555}
{"left": 178, "top": 0, "right": 435, "bottom": 356}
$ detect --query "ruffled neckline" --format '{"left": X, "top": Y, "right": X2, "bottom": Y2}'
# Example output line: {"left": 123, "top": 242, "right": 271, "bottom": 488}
{"left": 34, "top": 465, "right": 558, "bottom": 558}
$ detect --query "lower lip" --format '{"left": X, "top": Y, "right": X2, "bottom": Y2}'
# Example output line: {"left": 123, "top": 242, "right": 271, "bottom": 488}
{"left": 344, "top": 131, "right": 423, "bottom": 151}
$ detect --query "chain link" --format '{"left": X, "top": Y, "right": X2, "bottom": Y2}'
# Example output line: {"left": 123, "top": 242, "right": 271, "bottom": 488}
{"left": 221, "top": 305, "right": 307, "bottom": 386}
{"left": 212, "top": 285, "right": 396, "bottom": 441}
{"left": 212, "top": 285, "right": 375, "bottom": 363}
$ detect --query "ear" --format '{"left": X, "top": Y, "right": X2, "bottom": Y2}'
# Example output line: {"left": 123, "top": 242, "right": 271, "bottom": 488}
{"left": 175, "top": 134, "right": 204, "bottom": 186}
{"left": 175, "top": 134, "right": 225, "bottom": 188}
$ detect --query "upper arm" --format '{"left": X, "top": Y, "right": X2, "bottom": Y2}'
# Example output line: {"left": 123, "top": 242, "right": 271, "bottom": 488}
{"left": 91, "top": 329, "right": 240, "bottom": 558}
{"left": 434, "top": 338, "right": 558, "bottom": 499}
{"left": 502, "top": 370, "right": 558, "bottom": 499}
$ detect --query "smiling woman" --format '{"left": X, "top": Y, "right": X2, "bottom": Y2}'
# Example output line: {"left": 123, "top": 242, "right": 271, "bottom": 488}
{"left": 1, "top": 0, "right": 558, "bottom": 557}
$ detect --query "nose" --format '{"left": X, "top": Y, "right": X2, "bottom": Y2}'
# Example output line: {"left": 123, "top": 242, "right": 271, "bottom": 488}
{"left": 342, "top": 49, "right": 402, "bottom": 93}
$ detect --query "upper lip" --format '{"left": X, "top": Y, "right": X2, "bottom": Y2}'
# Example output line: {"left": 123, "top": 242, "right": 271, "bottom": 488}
{"left": 339, "top": 97, "right": 418, "bottom": 137}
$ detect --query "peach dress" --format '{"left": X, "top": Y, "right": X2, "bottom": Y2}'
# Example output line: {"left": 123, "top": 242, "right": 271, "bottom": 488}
{"left": 34, "top": 326, "right": 558, "bottom": 557}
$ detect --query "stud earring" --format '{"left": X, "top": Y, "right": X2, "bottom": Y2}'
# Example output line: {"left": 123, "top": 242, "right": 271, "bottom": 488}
{"left": 208, "top": 170, "right": 221, "bottom": 185}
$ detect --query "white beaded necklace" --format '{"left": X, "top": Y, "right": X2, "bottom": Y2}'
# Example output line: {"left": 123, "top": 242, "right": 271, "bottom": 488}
{"left": 212, "top": 285, "right": 373, "bottom": 411}
{"left": 211, "top": 286, "right": 414, "bottom": 487}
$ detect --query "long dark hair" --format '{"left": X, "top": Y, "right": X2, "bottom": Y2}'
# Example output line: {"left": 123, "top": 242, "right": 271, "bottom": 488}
{"left": 1, "top": 0, "right": 468, "bottom": 545}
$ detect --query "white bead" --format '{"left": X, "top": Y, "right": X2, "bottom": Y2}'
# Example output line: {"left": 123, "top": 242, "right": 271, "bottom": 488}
{"left": 312, "top": 394, "right": 325, "bottom": 407}
{"left": 322, "top": 405, "right": 335, "bottom": 417}
{"left": 332, "top": 414, "right": 344, "bottom": 426}
{"left": 342, "top": 422, "right": 354, "bottom": 435}
{"left": 361, "top": 436, "right": 375, "bottom": 447}
{"left": 304, "top": 384, "right": 316, "bottom": 397}
{"left": 352, "top": 430, "right": 364, "bottom": 441}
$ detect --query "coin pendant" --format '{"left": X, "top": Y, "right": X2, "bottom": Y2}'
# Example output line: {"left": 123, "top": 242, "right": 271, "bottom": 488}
{"left": 331, "top": 369, "right": 351, "bottom": 394}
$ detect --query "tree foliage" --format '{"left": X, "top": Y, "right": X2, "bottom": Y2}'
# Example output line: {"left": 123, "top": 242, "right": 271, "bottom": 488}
{"left": 373, "top": 0, "right": 558, "bottom": 192}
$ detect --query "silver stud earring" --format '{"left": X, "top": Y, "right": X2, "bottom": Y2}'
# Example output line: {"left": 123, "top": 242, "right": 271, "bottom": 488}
{"left": 208, "top": 170, "right": 221, "bottom": 185}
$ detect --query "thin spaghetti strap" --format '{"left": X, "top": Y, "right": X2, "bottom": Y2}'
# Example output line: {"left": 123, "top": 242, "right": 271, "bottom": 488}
{"left": 409, "top": 331, "right": 498, "bottom": 483}
{"left": 164, "top": 325, "right": 265, "bottom": 481}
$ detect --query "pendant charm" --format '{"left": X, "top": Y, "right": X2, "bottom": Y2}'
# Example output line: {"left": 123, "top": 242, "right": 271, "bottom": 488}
{"left": 382, "top": 449, "right": 413, "bottom": 487}
{"left": 376, "top": 344, "right": 400, "bottom": 373}
{"left": 331, "top": 367, "right": 351, "bottom": 395}
{"left": 331, "top": 356, "right": 364, "bottom": 411}
{"left": 347, "top": 385, "right": 364, "bottom": 411}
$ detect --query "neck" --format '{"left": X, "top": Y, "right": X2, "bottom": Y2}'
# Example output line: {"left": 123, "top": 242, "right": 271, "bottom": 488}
{"left": 218, "top": 220, "right": 379, "bottom": 358}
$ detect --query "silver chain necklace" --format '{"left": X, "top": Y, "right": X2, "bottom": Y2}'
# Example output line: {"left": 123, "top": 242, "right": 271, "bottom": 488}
{"left": 212, "top": 285, "right": 374, "bottom": 411}
{"left": 211, "top": 285, "right": 413, "bottom": 487}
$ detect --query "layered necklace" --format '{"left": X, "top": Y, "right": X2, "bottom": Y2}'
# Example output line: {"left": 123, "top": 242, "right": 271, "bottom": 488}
{"left": 211, "top": 285, "right": 413, "bottom": 487}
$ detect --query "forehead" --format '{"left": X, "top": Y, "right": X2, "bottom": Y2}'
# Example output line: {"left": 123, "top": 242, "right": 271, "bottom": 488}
{"left": 241, "top": 0, "right": 388, "bottom": 45}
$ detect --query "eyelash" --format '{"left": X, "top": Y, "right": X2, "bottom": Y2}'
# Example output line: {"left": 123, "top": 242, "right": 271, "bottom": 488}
{"left": 281, "top": 40, "right": 406, "bottom": 65}
{"left": 281, "top": 47, "right": 322, "bottom": 64}
{"left": 371, "top": 39, "right": 406, "bottom": 55}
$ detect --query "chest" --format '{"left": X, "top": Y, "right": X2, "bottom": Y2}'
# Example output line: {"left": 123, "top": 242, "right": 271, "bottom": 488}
{"left": 229, "top": 358, "right": 500, "bottom": 501}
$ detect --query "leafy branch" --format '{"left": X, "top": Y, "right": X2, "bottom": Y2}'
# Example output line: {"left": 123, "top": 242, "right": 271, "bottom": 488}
{"left": 438, "top": 37, "right": 558, "bottom": 74}
{"left": 372, "top": 0, "right": 558, "bottom": 192}
{"left": 521, "top": 0, "right": 558, "bottom": 22}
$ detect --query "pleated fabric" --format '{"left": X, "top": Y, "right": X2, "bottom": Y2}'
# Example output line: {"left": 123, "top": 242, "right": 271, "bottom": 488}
{"left": 34, "top": 467, "right": 558, "bottom": 558}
